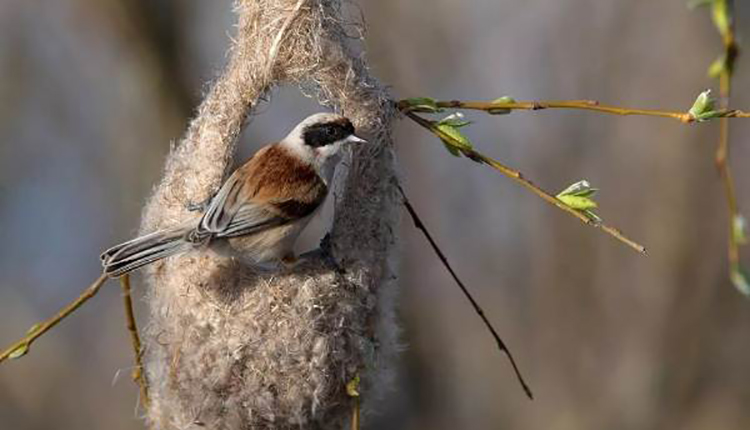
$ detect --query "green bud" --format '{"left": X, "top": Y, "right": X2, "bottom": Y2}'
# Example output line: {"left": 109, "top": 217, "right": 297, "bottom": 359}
{"left": 8, "top": 343, "right": 29, "bottom": 360}
{"left": 557, "top": 180, "right": 601, "bottom": 219}
{"left": 733, "top": 215, "right": 748, "bottom": 245}
{"left": 26, "top": 323, "right": 42, "bottom": 335}
{"left": 688, "top": 90, "right": 719, "bottom": 122}
{"left": 402, "top": 97, "right": 443, "bottom": 113}
{"left": 488, "top": 96, "right": 516, "bottom": 115}
{"left": 435, "top": 113, "right": 474, "bottom": 156}
{"left": 687, "top": 0, "right": 732, "bottom": 37}
{"left": 731, "top": 265, "right": 750, "bottom": 296}
{"left": 711, "top": 0, "right": 731, "bottom": 37}
{"left": 436, "top": 124, "right": 473, "bottom": 156}
{"left": 440, "top": 142, "right": 462, "bottom": 157}
{"left": 558, "top": 195, "right": 598, "bottom": 211}
{"left": 437, "top": 112, "right": 472, "bottom": 128}
{"left": 583, "top": 210, "right": 603, "bottom": 224}
{"left": 708, "top": 54, "right": 727, "bottom": 79}
{"left": 557, "top": 180, "right": 599, "bottom": 198}
{"left": 346, "top": 375, "right": 361, "bottom": 397}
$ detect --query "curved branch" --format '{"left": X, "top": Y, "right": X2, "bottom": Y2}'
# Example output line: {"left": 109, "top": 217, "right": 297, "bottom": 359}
{"left": 0, "top": 275, "right": 108, "bottom": 363}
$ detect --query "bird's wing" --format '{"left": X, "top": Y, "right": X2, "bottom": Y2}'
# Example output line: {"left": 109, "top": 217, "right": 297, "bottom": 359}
{"left": 195, "top": 145, "right": 328, "bottom": 240}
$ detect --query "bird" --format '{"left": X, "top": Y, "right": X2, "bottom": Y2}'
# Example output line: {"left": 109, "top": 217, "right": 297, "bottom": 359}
{"left": 101, "top": 112, "right": 366, "bottom": 278}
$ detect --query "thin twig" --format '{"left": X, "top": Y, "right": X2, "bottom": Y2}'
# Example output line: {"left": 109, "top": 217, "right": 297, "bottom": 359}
{"left": 397, "top": 99, "right": 750, "bottom": 122}
{"left": 0, "top": 274, "right": 109, "bottom": 363}
{"left": 350, "top": 395, "right": 360, "bottom": 430}
{"left": 346, "top": 375, "right": 361, "bottom": 430}
{"left": 712, "top": 0, "right": 743, "bottom": 287}
{"left": 397, "top": 184, "right": 534, "bottom": 400}
{"left": 403, "top": 111, "right": 647, "bottom": 255}
{"left": 120, "top": 274, "right": 150, "bottom": 410}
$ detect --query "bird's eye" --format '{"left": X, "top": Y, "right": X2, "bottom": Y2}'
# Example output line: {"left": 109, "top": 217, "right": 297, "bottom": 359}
{"left": 302, "top": 123, "right": 345, "bottom": 148}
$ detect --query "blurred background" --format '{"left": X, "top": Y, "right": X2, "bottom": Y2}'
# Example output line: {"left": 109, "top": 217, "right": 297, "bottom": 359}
{"left": 1, "top": 1, "right": 749, "bottom": 429}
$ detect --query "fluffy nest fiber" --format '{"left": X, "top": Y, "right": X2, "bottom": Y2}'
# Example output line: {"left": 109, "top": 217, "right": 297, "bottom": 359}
{"left": 138, "top": 1, "right": 400, "bottom": 429}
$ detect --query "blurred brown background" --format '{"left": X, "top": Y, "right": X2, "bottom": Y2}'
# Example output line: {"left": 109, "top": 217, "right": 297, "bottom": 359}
{"left": 1, "top": 1, "right": 749, "bottom": 429}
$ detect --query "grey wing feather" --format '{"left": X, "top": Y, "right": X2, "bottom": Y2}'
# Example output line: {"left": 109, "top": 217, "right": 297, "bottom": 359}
{"left": 194, "top": 177, "right": 288, "bottom": 240}
{"left": 215, "top": 204, "right": 287, "bottom": 238}
{"left": 199, "top": 175, "right": 245, "bottom": 233}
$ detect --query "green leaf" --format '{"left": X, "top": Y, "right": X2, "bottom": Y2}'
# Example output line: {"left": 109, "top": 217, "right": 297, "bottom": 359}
{"left": 708, "top": 54, "right": 727, "bottom": 79}
{"left": 557, "top": 180, "right": 598, "bottom": 198}
{"left": 488, "top": 96, "right": 516, "bottom": 115}
{"left": 557, "top": 180, "right": 601, "bottom": 217}
{"left": 711, "top": 0, "right": 730, "bottom": 37}
{"left": 583, "top": 209, "right": 603, "bottom": 224}
{"left": 346, "top": 375, "right": 361, "bottom": 397}
{"left": 435, "top": 113, "right": 474, "bottom": 156}
{"left": 8, "top": 343, "right": 29, "bottom": 360}
{"left": 731, "top": 265, "right": 750, "bottom": 296}
{"left": 694, "top": 110, "right": 724, "bottom": 121}
{"left": 688, "top": 89, "right": 718, "bottom": 121}
{"left": 688, "top": 0, "right": 731, "bottom": 36}
{"left": 440, "top": 141, "right": 462, "bottom": 157}
{"left": 402, "top": 97, "right": 443, "bottom": 113}
{"left": 558, "top": 195, "right": 598, "bottom": 211}
{"left": 437, "top": 112, "right": 472, "bottom": 128}
{"left": 436, "top": 124, "right": 473, "bottom": 155}
{"left": 733, "top": 215, "right": 748, "bottom": 245}
{"left": 26, "top": 323, "right": 42, "bottom": 335}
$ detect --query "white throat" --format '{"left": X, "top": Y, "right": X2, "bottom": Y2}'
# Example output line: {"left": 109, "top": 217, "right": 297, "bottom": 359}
{"left": 279, "top": 134, "right": 344, "bottom": 175}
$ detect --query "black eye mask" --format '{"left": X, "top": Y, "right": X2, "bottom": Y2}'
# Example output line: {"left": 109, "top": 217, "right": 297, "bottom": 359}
{"left": 302, "top": 121, "right": 355, "bottom": 148}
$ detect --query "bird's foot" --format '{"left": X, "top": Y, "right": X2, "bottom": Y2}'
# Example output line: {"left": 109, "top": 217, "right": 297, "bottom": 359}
{"left": 319, "top": 233, "right": 344, "bottom": 274}
{"left": 281, "top": 253, "right": 299, "bottom": 267}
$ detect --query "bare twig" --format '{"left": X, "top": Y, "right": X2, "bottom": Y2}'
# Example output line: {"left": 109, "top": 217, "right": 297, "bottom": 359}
{"left": 346, "top": 375, "right": 361, "bottom": 430}
{"left": 350, "top": 395, "right": 360, "bottom": 430}
{"left": 398, "top": 98, "right": 750, "bottom": 122}
{"left": 397, "top": 184, "right": 534, "bottom": 400}
{"left": 403, "top": 111, "right": 647, "bottom": 255}
{"left": 0, "top": 274, "right": 109, "bottom": 363}
{"left": 711, "top": 0, "right": 744, "bottom": 290}
{"left": 120, "top": 275, "right": 150, "bottom": 410}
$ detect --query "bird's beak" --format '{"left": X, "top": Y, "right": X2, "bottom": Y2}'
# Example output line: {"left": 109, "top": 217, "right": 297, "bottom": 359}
{"left": 347, "top": 134, "right": 367, "bottom": 144}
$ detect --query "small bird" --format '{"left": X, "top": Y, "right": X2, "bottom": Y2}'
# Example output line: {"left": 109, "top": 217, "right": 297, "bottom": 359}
{"left": 101, "top": 113, "right": 366, "bottom": 277}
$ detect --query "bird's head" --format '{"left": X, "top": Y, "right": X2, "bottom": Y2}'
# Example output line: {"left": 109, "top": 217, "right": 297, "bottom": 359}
{"left": 281, "top": 113, "right": 366, "bottom": 174}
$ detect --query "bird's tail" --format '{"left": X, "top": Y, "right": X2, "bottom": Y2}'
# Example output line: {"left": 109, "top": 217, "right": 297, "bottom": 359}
{"left": 101, "top": 226, "right": 194, "bottom": 277}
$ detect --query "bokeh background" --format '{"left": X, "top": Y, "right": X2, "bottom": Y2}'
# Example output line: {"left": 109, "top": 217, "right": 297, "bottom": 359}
{"left": 1, "top": 1, "right": 750, "bottom": 429}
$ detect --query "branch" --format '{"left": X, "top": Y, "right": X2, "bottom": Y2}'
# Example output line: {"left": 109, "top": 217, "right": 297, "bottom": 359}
{"left": 120, "top": 275, "right": 150, "bottom": 410}
{"left": 0, "top": 274, "right": 108, "bottom": 363}
{"left": 707, "top": 0, "right": 748, "bottom": 294}
{"left": 403, "top": 110, "right": 647, "bottom": 255}
{"left": 398, "top": 184, "right": 534, "bottom": 400}
{"left": 398, "top": 98, "right": 750, "bottom": 122}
